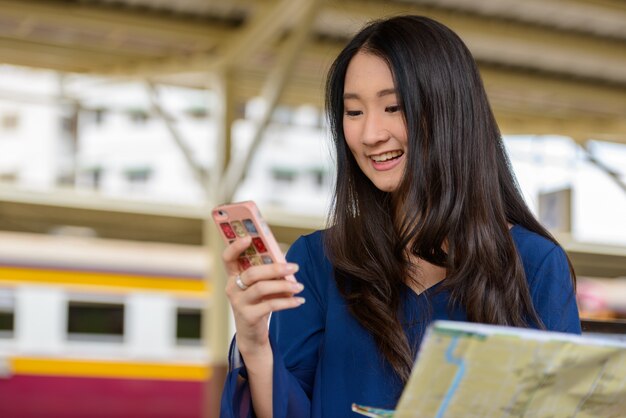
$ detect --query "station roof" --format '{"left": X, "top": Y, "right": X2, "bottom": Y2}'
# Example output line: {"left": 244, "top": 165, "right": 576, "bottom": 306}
{"left": 0, "top": 0, "right": 625, "bottom": 143}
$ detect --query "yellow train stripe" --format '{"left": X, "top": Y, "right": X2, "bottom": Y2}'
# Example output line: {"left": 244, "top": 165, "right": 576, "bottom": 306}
{"left": 11, "top": 357, "right": 212, "bottom": 381}
{"left": 0, "top": 266, "right": 211, "bottom": 297}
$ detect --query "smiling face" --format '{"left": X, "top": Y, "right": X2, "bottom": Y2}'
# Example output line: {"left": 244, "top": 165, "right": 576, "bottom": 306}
{"left": 342, "top": 51, "right": 408, "bottom": 193}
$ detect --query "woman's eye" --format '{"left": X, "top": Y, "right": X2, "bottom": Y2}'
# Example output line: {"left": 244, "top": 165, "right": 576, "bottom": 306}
{"left": 385, "top": 105, "right": 401, "bottom": 113}
{"left": 345, "top": 110, "right": 362, "bottom": 117}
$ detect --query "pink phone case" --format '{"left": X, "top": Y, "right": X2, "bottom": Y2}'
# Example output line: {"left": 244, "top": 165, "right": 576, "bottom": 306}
{"left": 212, "top": 201, "right": 294, "bottom": 280}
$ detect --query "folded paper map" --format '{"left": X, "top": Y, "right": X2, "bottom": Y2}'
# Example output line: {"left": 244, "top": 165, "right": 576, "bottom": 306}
{"left": 351, "top": 404, "right": 394, "bottom": 417}
{"left": 353, "top": 320, "right": 626, "bottom": 418}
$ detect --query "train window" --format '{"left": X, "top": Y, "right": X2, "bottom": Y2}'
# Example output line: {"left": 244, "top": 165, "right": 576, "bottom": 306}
{"left": 176, "top": 307, "right": 202, "bottom": 346}
{"left": 0, "top": 289, "right": 14, "bottom": 338}
{"left": 67, "top": 301, "right": 124, "bottom": 342}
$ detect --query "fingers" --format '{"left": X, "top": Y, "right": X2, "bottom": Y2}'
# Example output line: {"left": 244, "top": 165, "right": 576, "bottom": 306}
{"left": 226, "top": 265, "right": 300, "bottom": 299}
{"left": 221, "top": 236, "right": 252, "bottom": 274}
{"left": 239, "top": 263, "right": 299, "bottom": 287}
{"left": 239, "top": 278, "right": 304, "bottom": 302}
{"left": 229, "top": 275, "right": 306, "bottom": 330}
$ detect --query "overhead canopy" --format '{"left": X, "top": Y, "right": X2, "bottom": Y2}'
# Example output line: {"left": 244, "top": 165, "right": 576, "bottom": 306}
{"left": 0, "top": 186, "right": 625, "bottom": 278}
{"left": 0, "top": 0, "right": 625, "bottom": 143}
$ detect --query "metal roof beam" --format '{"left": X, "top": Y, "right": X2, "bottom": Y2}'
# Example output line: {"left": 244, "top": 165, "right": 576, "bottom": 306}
{"left": 1, "top": 187, "right": 624, "bottom": 277}
{"left": 96, "top": 0, "right": 316, "bottom": 76}
{"left": 324, "top": 0, "right": 626, "bottom": 85}
{"left": 398, "top": 0, "right": 626, "bottom": 39}
{"left": 219, "top": 0, "right": 322, "bottom": 202}
{"left": 49, "top": 0, "right": 624, "bottom": 86}
{"left": 0, "top": 0, "right": 236, "bottom": 43}
{"left": 146, "top": 83, "right": 210, "bottom": 194}
{"left": 0, "top": 37, "right": 143, "bottom": 71}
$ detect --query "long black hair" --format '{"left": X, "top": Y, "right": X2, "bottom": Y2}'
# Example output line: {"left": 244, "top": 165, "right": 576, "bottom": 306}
{"left": 324, "top": 15, "right": 575, "bottom": 383}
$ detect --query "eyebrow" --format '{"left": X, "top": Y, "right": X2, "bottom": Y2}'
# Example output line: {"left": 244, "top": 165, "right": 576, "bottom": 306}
{"left": 343, "top": 88, "right": 397, "bottom": 100}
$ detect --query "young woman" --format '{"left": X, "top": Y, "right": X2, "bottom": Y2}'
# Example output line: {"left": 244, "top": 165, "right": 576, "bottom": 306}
{"left": 220, "top": 15, "right": 580, "bottom": 418}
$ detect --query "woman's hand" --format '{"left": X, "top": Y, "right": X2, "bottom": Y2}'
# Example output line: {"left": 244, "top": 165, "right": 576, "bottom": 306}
{"left": 223, "top": 236, "right": 305, "bottom": 358}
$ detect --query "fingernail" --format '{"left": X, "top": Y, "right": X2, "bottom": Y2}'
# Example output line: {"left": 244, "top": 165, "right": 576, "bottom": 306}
{"left": 291, "top": 282, "right": 304, "bottom": 292}
{"left": 296, "top": 297, "right": 306, "bottom": 304}
{"left": 286, "top": 263, "right": 299, "bottom": 273}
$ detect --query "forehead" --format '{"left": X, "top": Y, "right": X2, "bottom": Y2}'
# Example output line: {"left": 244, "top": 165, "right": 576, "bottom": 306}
{"left": 344, "top": 51, "right": 395, "bottom": 92}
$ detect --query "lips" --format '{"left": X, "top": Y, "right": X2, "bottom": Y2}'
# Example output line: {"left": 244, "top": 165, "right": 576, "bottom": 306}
{"left": 370, "top": 150, "right": 404, "bottom": 162}
{"left": 369, "top": 150, "right": 404, "bottom": 171}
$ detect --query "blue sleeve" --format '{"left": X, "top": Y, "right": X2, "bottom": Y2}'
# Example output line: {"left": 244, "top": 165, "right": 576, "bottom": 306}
{"left": 528, "top": 246, "right": 581, "bottom": 334}
{"left": 220, "top": 235, "right": 325, "bottom": 418}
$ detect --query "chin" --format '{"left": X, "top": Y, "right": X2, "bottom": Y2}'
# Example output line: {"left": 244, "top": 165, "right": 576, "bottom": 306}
{"left": 373, "top": 181, "right": 399, "bottom": 193}
{"left": 367, "top": 169, "right": 403, "bottom": 193}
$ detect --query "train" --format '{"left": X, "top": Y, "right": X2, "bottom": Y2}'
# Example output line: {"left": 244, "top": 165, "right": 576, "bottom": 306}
{"left": 0, "top": 231, "right": 214, "bottom": 418}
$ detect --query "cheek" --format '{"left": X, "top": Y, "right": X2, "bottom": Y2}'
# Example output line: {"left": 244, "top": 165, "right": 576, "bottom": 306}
{"left": 393, "top": 120, "right": 409, "bottom": 145}
{"left": 342, "top": 122, "right": 360, "bottom": 154}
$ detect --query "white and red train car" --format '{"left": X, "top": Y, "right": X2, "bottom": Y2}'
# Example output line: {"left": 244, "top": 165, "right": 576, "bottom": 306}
{"left": 0, "top": 231, "right": 213, "bottom": 418}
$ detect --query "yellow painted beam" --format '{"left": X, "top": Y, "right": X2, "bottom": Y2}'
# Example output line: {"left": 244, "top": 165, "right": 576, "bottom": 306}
{"left": 0, "top": 266, "right": 208, "bottom": 298}
{"left": 11, "top": 357, "right": 210, "bottom": 381}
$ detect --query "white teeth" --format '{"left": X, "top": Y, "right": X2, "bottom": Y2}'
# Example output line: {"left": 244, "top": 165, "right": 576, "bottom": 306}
{"left": 371, "top": 150, "right": 403, "bottom": 162}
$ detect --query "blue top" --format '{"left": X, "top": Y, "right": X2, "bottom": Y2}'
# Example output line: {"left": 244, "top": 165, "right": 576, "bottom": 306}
{"left": 220, "top": 224, "right": 581, "bottom": 417}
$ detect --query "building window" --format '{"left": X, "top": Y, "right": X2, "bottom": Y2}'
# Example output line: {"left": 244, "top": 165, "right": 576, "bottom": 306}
{"left": 60, "top": 115, "right": 78, "bottom": 135}
{"left": 0, "top": 172, "right": 17, "bottom": 183}
{"left": 176, "top": 307, "right": 202, "bottom": 346}
{"left": 185, "top": 106, "right": 209, "bottom": 119}
{"left": 67, "top": 301, "right": 124, "bottom": 342}
{"left": 124, "top": 167, "right": 152, "bottom": 184}
{"left": 0, "top": 289, "right": 14, "bottom": 339}
{"left": 271, "top": 167, "right": 297, "bottom": 184}
{"left": 84, "top": 107, "right": 108, "bottom": 125}
{"left": 79, "top": 166, "right": 103, "bottom": 190}
{"left": 310, "top": 168, "right": 326, "bottom": 188}
{"left": 1, "top": 113, "right": 19, "bottom": 131}
{"left": 127, "top": 108, "right": 150, "bottom": 124}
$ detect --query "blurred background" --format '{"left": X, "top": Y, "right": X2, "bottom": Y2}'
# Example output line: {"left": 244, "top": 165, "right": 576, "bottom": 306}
{"left": 0, "top": 0, "right": 624, "bottom": 417}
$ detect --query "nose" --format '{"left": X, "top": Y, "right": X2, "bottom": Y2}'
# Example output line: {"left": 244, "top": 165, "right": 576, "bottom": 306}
{"left": 361, "top": 112, "right": 390, "bottom": 146}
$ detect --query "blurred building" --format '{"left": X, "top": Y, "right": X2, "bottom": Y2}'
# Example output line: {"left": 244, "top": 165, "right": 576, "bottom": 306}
{"left": 0, "top": 67, "right": 333, "bottom": 213}
{"left": 1, "top": 66, "right": 624, "bottom": 244}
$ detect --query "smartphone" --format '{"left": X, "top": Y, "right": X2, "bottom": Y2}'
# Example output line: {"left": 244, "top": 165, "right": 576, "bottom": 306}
{"left": 212, "top": 201, "right": 295, "bottom": 281}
